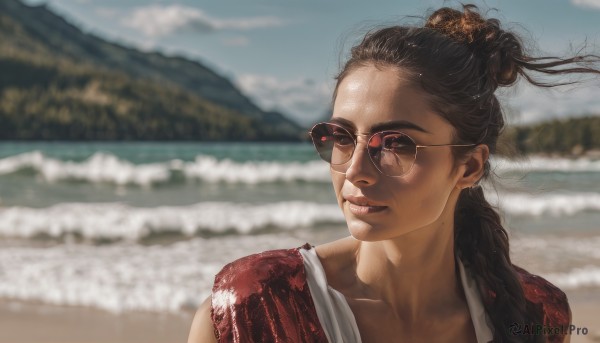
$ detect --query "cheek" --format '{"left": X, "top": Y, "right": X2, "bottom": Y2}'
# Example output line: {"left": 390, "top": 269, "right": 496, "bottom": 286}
{"left": 330, "top": 169, "right": 345, "bottom": 206}
{"left": 389, "top": 161, "right": 453, "bottom": 221}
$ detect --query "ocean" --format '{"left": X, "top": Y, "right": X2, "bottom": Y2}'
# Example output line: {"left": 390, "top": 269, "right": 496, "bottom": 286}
{"left": 0, "top": 142, "right": 599, "bottom": 315}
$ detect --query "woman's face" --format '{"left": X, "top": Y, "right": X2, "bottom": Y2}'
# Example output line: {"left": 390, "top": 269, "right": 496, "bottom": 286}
{"left": 330, "top": 64, "right": 464, "bottom": 241}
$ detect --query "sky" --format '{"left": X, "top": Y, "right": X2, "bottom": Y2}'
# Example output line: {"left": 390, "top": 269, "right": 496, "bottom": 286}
{"left": 23, "top": 0, "right": 600, "bottom": 127}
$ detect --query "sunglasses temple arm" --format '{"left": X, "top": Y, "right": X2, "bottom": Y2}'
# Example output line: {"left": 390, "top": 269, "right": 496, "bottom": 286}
{"left": 417, "top": 143, "right": 478, "bottom": 148}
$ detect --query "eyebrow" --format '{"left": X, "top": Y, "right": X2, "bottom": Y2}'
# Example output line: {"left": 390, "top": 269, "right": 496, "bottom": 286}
{"left": 328, "top": 117, "right": 432, "bottom": 134}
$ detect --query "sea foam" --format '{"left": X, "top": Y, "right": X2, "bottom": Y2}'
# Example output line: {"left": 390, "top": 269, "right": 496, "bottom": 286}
{"left": 0, "top": 234, "right": 308, "bottom": 314}
{"left": 545, "top": 266, "right": 600, "bottom": 290}
{"left": 496, "top": 191, "right": 600, "bottom": 216}
{"left": 0, "top": 151, "right": 330, "bottom": 185}
{"left": 0, "top": 190, "right": 598, "bottom": 242}
{"left": 492, "top": 155, "right": 600, "bottom": 172}
{"left": 0, "top": 233, "right": 598, "bottom": 315}
{"left": 0, "top": 202, "right": 344, "bottom": 241}
{"left": 1, "top": 151, "right": 599, "bottom": 186}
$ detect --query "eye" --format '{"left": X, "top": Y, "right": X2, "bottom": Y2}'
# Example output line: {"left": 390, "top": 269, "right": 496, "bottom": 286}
{"left": 332, "top": 130, "right": 354, "bottom": 146}
{"left": 382, "top": 133, "right": 415, "bottom": 153}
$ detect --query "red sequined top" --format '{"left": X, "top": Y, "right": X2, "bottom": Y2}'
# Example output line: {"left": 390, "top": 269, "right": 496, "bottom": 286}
{"left": 210, "top": 243, "right": 570, "bottom": 343}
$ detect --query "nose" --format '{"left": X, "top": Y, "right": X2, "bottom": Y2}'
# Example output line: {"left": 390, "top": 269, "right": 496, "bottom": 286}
{"left": 344, "top": 135, "right": 379, "bottom": 185}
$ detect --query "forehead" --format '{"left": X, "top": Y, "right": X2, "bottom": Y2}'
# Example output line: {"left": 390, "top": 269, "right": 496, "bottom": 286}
{"left": 332, "top": 65, "right": 453, "bottom": 140}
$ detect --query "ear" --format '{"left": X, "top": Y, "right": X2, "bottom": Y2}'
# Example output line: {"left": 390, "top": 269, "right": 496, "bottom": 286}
{"left": 455, "top": 144, "right": 489, "bottom": 190}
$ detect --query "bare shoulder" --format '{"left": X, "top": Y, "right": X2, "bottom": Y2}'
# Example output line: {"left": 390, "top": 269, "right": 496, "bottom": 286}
{"left": 187, "top": 295, "right": 217, "bottom": 343}
{"left": 314, "top": 235, "right": 358, "bottom": 259}
{"left": 314, "top": 235, "right": 360, "bottom": 288}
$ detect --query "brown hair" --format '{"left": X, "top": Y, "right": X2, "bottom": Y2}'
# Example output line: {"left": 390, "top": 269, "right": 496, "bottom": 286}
{"left": 333, "top": 3, "right": 600, "bottom": 342}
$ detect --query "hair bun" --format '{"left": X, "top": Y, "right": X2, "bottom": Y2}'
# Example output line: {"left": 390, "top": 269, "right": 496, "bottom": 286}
{"left": 424, "top": 4, "right": 522, "bottom": 87}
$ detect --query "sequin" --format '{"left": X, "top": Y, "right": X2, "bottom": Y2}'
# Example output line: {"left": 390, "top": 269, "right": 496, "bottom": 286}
{"left": 210, "top": 242, "right": 570, "bottom": 342}
{"left": 211, "top": 243, "right": 328, "bottom": 342}
{"left": 514, "top": 265, "right": 570, "bottom": 343}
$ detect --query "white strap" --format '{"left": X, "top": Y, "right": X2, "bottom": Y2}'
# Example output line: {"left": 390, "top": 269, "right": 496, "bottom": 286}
{"left": 457, "top": 258, "right": 495, "bottom": 343}
{"left": 300, "top": 245, "right": 494, "bottom": 343}
{"left": 299, "top": 247, "right": 362, "bottom": 343}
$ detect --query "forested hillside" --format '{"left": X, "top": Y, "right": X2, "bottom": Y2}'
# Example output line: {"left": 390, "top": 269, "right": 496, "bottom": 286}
{"left": 0, "top": 0, "right": 303, "bottom": 141}
{"left": 499, "top": 115, "right": 600, "bottom": 157}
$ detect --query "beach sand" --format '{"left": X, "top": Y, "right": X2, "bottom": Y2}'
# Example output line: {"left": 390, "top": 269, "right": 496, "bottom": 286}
{"left": 0, "top": 289, "right": 598, "bottom": 342}
{"left": 0, "top": 300, "right": 195, "bottom": 343}
{"left": 567, "top": 290, "right": 600, "bottom": 343}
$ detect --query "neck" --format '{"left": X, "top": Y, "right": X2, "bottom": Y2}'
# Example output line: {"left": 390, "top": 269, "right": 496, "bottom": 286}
{"left": 353, "top": 213, "right": 464, "bottom": 321}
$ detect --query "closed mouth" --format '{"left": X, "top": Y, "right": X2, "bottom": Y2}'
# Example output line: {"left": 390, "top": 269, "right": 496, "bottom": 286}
{"left": 343, "top": 195, "right": 387, "bottom": 208}
{"left": 346, "top": 200, "right": 388, "bottom": 215}
{"left": 347, "top": 200, "right": 387, "bottom": 208}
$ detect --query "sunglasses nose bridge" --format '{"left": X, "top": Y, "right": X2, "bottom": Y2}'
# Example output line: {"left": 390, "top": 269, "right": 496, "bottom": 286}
{"left": 350, "top": 133, "right": 371, "bottom": 157}
{"left": 345, "top": 133, "right": 381, "bottom": 175}
{"left": 356, "top": 132, "right": 385, "bottom": 155}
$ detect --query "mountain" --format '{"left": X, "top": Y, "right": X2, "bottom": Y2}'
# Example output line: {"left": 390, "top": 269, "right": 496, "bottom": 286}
{"left": 0, "top": 0, "right": 305, "bottom": 141}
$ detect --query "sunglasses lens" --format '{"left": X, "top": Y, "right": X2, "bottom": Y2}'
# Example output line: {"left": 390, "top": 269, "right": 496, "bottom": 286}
{"left": 309, "top": 123, "right": 417, "bottom": 176}
{"left": 310, "top": 123, "right": 354, "bottom": 166}
{"left": 372, "top": 132, "right": 417, "bottom": 176}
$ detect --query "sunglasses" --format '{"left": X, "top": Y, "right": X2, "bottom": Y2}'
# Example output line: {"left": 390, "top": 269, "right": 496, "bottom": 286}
{"left": 308, "top": 122, "right": 478, "bottom": 177}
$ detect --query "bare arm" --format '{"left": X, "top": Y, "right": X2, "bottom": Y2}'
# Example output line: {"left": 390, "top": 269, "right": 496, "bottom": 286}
{"left": 187, "top": 295, "right": 218, "bottom": 343}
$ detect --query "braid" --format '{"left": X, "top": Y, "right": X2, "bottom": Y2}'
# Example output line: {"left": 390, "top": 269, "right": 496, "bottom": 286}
{"left": 455, "top": 182, "right": 543, "bottom": 342}
{"left": 333, "top": 3, "right": 600, "bottom": 341}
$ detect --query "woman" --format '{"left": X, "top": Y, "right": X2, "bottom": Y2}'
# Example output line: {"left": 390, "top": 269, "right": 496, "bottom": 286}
{"left": 189, "top": 4, "right": 599, "bottom": 343}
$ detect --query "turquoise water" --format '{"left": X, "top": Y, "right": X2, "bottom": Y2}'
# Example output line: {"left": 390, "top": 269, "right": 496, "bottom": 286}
{"left": 1, "top": 142, "right": 599, "bottom": 233}
{"left": 0, "top": 141, "right": 318, "bottom": 163}
{"left": 0, "top": 142, "right": 599, "bottom": 313}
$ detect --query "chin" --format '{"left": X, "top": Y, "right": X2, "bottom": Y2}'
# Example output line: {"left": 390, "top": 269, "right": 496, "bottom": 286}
{"left": 346, "top": 216, "right": 421, "bottom": 242}
{"left": 346, "top": 220, "right": 390, "bottom": 242}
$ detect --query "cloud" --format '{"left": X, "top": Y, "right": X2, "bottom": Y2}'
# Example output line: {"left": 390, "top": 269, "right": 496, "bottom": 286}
{"left": 500, "top": 78, "right": 600, "bottom": 125}
{"left": 235, "top": 74, "right": 334, "bottom": 127}
{"left": 122, "top": 5, "right": 285, "bottom": 38}
{"left": 94, "top": 7, "right": 118, "bottom": 18}
{"left": 571, "top": 0, "right": 600, "bottom": 10}
{"left": 236, "top": 73, "right": 600, "bottom": 128}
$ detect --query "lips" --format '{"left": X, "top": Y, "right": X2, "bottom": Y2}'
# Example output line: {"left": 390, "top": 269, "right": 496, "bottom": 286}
{"left": 343, "top": 194, "right": 387, "bottom": 208}
{"left": 344, "top": 195, "right": 387, "bottom": 215}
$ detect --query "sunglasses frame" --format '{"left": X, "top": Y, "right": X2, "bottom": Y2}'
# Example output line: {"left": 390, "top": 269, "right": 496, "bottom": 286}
{"left": 308, "top": 121, "right": 479, "bottom": 177}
